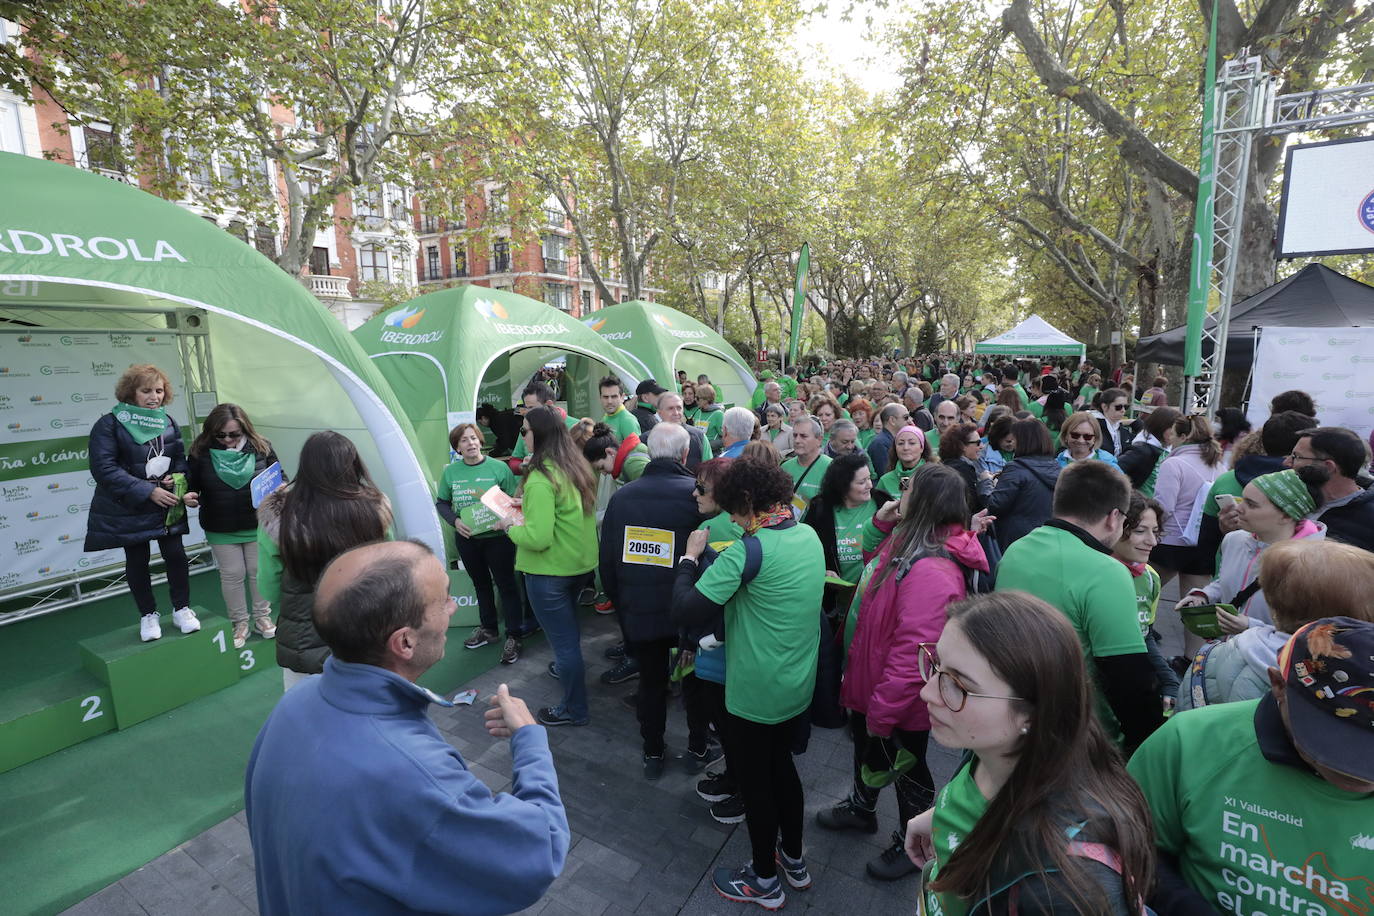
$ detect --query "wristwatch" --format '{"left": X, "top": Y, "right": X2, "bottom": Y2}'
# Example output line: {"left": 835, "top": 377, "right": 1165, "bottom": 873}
{"left": 678, "top": 555, "right": 699, "bottom": 565}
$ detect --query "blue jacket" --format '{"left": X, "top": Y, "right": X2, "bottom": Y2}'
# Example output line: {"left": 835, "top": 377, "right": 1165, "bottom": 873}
{"left": 867, "top": 428, "right": 895, "bottom": 477}
{"left": 245, "top": 658, "right": 568, "bottom": 916}
{"left": 84, "top": 410, "right": 189, "bottom": 550}
{"left": 985, "top": 455, "right": 1061, "bottom": 551}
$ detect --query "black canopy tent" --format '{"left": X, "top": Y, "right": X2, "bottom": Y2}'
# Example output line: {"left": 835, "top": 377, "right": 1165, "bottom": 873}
{"left": 1136, "top": 264, "right": 1374, "bottom": 368}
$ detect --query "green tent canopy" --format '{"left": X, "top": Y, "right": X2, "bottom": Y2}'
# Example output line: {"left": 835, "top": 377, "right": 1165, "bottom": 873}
{"left": 582, "top": 300, "right": 757, "bottom": 406}
{"left": 354, "top": 285, "right": 644, "bottom": 472}
{"left": 974, "top": 315, "right": 1086, "bottom": 358}
{"left": 0, "top": 152, "right": 444, "bottom": 573}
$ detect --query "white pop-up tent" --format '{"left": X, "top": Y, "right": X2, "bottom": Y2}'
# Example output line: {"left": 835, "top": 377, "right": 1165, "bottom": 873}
{"left": 974, "top": 315, "right": 1086, "bottom": 359}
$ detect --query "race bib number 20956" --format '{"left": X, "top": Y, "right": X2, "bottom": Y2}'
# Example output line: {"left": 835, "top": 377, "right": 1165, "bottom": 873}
{"left": 622, "top": 526, "right": 674, "bottom": 567}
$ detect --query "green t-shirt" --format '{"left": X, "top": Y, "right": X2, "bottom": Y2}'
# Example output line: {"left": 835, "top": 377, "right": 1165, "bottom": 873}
{"left": 1130, "top": 563, "right": 1162, "bottom": 631}
{"left": 925, "top": 758, "right": 990, "bottom": 916}
{"left": 1014, "top": 383, "right": 1030, "bottom": 408}
{"left": 616, "top": 444, "right": 650, "bottom": 484}
{"left": 437, "top": 456, "right": 517, "bottom": 526}
{"left": 699, "top": 510, "right": 744, "bottom": 545}
{"left": 997, "top": 524, "right": 1144, "bottom": 736}
{"left": 858, "top": 427, "right": 876, "bottom": 450}
{"left": 927, "top": 428, "right": 942, "bottom": 455}
{"left": 1128, "top": 699, "right": 1374, "bottom": 916}
{"left": 1202, "top": 470, "right": 1242, "bottom": 519}
{"left": 1027, "top": 400, "right": 1045, "bottom": 420}
{"left": 205, "top": 528, "right": 256, "bottom": 545}
{"left": 876, "top": 460, "right": 924, "bottom": 499}
{"left": 1078, "top": 384, "right": 1099, "bottom": 405}
{"left": 779, "top": 377, "right": 797, "bottom": 399}
{"left": 782, "top": 454, "right": 831, "bottom": 513}
{"left": 695, "top": 523, "right": 823, "bottom": 723}
{"left": 602, "top": 405, "right": 640, "bottom": 443}
{"left": 832, "top": 502, "right": 877, "bottom": 584}
{"left": 695, "top": 406, "right": 725, "bottom": 446}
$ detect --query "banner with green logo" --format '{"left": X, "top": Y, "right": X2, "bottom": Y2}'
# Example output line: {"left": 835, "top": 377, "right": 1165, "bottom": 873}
{"left": 787, "top": 243, "right": 810, "bottom": 369}
{"left": 1183, "top": 0, "right": 1221, "bottom": 377}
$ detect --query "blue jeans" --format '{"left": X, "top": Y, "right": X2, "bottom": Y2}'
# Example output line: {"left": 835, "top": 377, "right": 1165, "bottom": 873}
{"left": 524, "top": 573, "right": 588, "bottom": 722}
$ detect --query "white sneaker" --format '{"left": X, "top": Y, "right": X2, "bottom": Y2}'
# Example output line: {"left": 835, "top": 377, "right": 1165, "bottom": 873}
{"left": 232, "top": 621, "right": 249, "bottom": 649}
{"left": 253, "top": 614, "right": 277, "bottom": 639}
{"left": 171, "top": 607, "right": 201, "bottom": 634}
{"left": 140, "top": 613, "right": 162, "bottom": 642}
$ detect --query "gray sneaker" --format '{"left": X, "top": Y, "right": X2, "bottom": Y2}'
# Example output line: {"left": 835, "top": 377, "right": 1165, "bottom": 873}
{"left": 499, "top": 636, "right": 521, "bottom": 665}
{"left": 463, "top": 626, "right": 498, "bottom": 650}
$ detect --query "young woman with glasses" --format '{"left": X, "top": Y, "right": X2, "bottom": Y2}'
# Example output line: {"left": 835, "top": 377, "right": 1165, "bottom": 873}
{"left": 188, "top": 403, "right": 283, "bottom": 649}
{"left": 821, "top": 464, "right": 991, "bottom": 881}
{"left": 907, "top": 592, "right": 1155, "bottom": 915}
{"left": 494, "top": 406, "right": 598, "bottom": 726}
{"left": 1093, "top": 389, "right": 1133, "bottom": 456}
{"left": 937, "top": 422, "right": 986, "bottom": 511}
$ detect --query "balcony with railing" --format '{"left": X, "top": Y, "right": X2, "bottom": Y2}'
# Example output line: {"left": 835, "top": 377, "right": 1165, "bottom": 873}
{"left": 305, "top": 274, "right": 352, "bottom": 300}
{"left": 419, "top": 265, "right": 469, "bottom": 282}
{"left": 542, "top": 256, "right": 568, "bottom": 275}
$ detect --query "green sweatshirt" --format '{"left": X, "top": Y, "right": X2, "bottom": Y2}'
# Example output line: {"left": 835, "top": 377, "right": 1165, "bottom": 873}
{"left": 507, "top": 467, "right": 597, "bottom": 576}
{"left": 602, "top": 405, "right": 640, "bottom": 443}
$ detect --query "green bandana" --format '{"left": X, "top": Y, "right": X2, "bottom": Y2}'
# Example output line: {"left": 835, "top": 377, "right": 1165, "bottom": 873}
{"left": 1253, "top": 468, "right": 1317, "bottom": 521}
{"left": 112, "top": 403, "right": 168, "bottom": 445}
{"left": 210, "top": 448, "right": 255, "bottom": 490}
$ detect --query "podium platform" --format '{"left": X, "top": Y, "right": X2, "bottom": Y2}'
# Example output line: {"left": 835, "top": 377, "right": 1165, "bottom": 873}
{"left": 0, "top": 668, "right": 115, "bottom": 773}
{"left": 79, "top": 610, "right": 243, "bottom": 729}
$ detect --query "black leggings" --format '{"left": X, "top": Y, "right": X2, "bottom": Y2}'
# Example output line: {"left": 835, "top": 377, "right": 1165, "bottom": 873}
{"left": 682, "top": 673, "right": 727, "bottom": 770}
{"left": 845, "top": 711, "right": 934, "bottom": 838}
{"left": 124, "top": 536, "right": 190, "bottom": 618}
{"left": 454, "top": 533, "right": 523, "bottom": 635}
{"left": 725, "top": 710, "right": 806, "bottom": 879}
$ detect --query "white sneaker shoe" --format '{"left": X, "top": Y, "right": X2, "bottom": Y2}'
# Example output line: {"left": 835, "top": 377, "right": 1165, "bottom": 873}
{"left": 139, "top": 613, "right": 163, "bottom": 642}
{"left": 253, "top": 614, "right": 277, "bottom": 639}
{"left": 232, "top": 621, "right": 249, "bottom": 649}
{"left": 171, "top": 607, "right": 201, "bottom": 634}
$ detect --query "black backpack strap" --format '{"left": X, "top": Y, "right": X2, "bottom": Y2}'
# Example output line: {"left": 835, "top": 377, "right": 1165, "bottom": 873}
{"left": 1229, "top": 579, "right": 1262, "bottom": 610}
{"left": 740, "top": 535, "right": 764, "bottom": 585}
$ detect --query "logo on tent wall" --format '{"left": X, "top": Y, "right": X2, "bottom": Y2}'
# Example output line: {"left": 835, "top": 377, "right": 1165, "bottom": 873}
{"left": 1360, "top": 190, "right": 1374, "bottom": 235}
{"left": 380, "top": 306, "right": 443, "bottom": 344}
{"left": 473, "top": 300, "right": 510, "bottom": 321}
{"left": 653, "top": 313, "right": 672, "bottom": 329}
{"left": 585, "top": 318, "right": 607, "bottom": 331}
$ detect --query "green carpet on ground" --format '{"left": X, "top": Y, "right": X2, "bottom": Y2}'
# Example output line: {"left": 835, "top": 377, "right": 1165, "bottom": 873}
{"left": 0, "top": 574, "right": 504, "bottom": 916}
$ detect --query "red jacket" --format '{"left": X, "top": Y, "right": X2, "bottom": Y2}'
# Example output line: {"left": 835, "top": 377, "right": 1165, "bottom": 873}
{"left": 840, "top": 521, "right": 989, "bottom": 736}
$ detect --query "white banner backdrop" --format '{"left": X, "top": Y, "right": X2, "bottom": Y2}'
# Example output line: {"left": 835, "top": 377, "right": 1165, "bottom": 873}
{"left": 0, "top": 330, "right": 203, "bottom": 593}
{"left": 1247, "top": 327, "right": 1374, "bottom": 446}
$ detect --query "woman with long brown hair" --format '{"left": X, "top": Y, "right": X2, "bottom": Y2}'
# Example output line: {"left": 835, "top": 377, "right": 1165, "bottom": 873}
{"left": 495, "top": 405, "right": 598, "bottom": 726}
{"left": 257, "top": 431, "right": 392, "bottom": 690}
{"left": 187, "top": 403, "right": 283, "bottom": 649}
{"left": 908, "top": 591, "right": 1155, "bottom": 914}
{"left": 1151, "top": 414, "right": 1224, "bottom": 595}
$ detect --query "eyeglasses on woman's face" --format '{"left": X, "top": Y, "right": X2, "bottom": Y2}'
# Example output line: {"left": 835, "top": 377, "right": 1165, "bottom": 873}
{"left": 917, "top": 643, "right": 1023, "bottom": 713}
{"left": 693, "top": 482, "right": 708, "bottom": 496}
{"left": 1109, "top": 402, "right": 1128, "bottom": 412}
{"left": 1066, "top": 431, "right": 1096, "bottom": 442}
{"left": 214, "top": 427, "right": 244, "bottom": 441}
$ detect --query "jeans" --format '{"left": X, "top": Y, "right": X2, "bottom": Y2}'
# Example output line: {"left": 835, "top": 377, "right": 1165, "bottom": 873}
{"left": 845, "top": 712, "right": 934, "bottom": 838}
{"left": 525, "top": 573, "right": 588, "bottom": 722}
{"left": 454, "top": 533, "right": 524, "bottom": 635}
{"left": 124, "top": 536, "right": 190, "bottom": 618}
{"left": 725, "top": 710, "right": 806, "bottom": 879}
{"left": 209, "top": 541, "right": 269, "bottom": 626}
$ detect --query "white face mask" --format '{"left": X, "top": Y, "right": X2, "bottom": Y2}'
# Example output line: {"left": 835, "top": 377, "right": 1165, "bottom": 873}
{"left": 145, "top": 454, "right": 171, "bottom": 478}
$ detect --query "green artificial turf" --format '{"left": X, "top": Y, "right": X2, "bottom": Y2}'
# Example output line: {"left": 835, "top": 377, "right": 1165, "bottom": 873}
{"left": 0, "top": 577, "right": 503, "bottom": 916}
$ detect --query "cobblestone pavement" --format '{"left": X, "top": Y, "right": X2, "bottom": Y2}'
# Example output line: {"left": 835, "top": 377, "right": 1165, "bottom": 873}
{"left": 64, "top": 585, "right": 1186, "bottom": 916}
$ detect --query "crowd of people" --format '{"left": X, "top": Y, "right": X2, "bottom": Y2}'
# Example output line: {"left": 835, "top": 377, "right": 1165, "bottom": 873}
{"left": 84, "top": 354, "right": 1374, "bottom": 914}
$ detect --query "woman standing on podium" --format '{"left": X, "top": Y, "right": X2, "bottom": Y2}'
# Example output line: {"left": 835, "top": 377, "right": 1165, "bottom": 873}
{"left": 187, "top": 404, "right": 283, "bottom": 650}
{"left": 85, "top": 364, "right": 200, "bottom": 644}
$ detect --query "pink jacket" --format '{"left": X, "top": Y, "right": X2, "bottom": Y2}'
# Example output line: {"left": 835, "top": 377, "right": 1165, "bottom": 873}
{"left": 840, "top": 520, "right": 989, "bottom": 736}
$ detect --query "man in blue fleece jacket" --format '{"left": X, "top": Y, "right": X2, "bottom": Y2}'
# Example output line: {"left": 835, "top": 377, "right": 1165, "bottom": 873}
{"left": 245, "top": 539, "right": 568, "bottom": 915}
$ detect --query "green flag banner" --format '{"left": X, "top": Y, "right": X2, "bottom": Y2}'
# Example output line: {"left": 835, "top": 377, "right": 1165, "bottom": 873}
{"left": 1183, "top": 0, "right": 1221, "bottom": 377}
{"left": 787, "top": 243, "right": 809, "bottom": 369}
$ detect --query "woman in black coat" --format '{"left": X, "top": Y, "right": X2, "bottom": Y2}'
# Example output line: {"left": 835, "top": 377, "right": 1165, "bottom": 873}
{"left": 187, "top": 404, "right": 283, "bottom": 649}
{"left": 984, "top": 419, "right": 1061, "bottom": 551}
{"left": 85, "top": 364, "right": 200, "bottom": 643}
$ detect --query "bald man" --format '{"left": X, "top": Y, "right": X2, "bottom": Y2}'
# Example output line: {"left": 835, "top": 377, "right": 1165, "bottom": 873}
{"left": 245, "top": 540, "right": 569, "bottom": 916}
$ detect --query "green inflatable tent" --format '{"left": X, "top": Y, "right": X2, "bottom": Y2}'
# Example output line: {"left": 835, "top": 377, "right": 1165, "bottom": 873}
{"left": 0, "top": 152, "right": 443, "bottom": 623}
{"left": 354, "top": 285, "right": 644, "bottom": 472}
{"left": 582, "top": 300, "right": 756, "bottom": 406}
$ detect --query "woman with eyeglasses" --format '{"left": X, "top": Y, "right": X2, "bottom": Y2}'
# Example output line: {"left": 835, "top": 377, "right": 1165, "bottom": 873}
{"left": 848, "top": 398, "right": 876, "bottom": 451}
{"left": 1093, "top": 388, "right": 1134, "bottom": 456}
{"left": 822, "top": 464, "right": 990, "bottom": 881}
{"left": 874, "top": 426, "right": 931, "bottom": 507}
{"left": 937, "top": 422, "right": 985, "bottom": 511}
{"left": 1056, "top": 411, "right": 1123, "bottom": 471}
{"left": 187, "top": 403, "right": 283, "bottom": 649}
{"left": 494, "top": 406, "right": 599, "bottom": 726}
{"left": 257, "top": 431, "right": 392, "bottom": 691}
{"left": 906, "top": 592, "right": 1155, "bottom": 915}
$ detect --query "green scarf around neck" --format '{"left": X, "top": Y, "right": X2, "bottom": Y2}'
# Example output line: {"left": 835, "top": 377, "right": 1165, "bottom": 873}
{"left": 210, "top": 448, "right": 256, "bottom": 489}
{"left": 113, "top": 403, "right": 168, "bottom": 445}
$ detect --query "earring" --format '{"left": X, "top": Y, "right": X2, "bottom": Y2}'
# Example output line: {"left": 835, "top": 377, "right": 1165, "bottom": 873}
{"left": 1019, "top": 726, "right": 1029, "bottom": 735}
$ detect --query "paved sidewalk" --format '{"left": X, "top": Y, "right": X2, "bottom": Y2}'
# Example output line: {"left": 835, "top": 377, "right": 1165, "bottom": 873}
{"left": 60, "top": 611, "right": 961, "bottom": 915}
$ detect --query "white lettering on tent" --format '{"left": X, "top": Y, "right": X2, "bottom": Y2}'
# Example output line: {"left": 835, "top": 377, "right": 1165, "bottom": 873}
{"left": 492, "top": 322, "right": 567, "bottom": 336}
{"left": 9, "top": 230, "right": 52, "bottom": 255}
{"left": 600, "top": 331, "right": 633, "bottom": 341}
{"left": 380, "top": 329, "right": 445, "bottom": 344}
{"left": 88, "top": 237, "right": 128, "bottom": 260}
{"left": 0, "top": 230, "right": 187, "bottom": 263}
{"left": 52, "top": 234, "right": 91, "bottom": 258}
{"left": 666, "top": 328, "right": 708, "bottom": 340}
